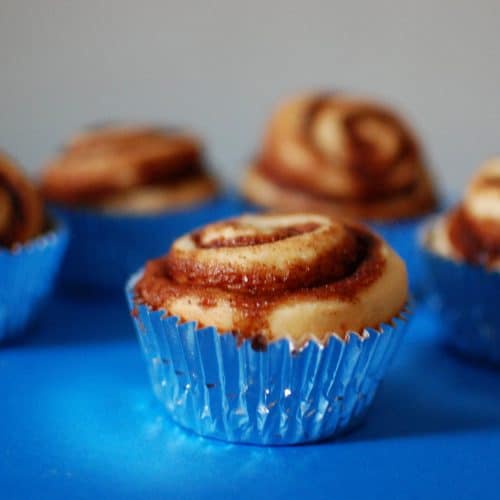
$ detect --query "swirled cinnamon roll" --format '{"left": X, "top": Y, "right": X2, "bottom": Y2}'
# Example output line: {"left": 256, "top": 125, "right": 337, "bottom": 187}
{"left": 135, "top": 213, "right": 408, "bottom": 346}
{"left": 40, "top": 125, "right": 217, "bottom": 213}
{"left": 242, "top": 93, "right": 437, "bottom": 221}
{"left": 0, "top": 151, "right": 43, "bottom": 247}
{"left": 429, "top": 158, "right": 500, "bottom": 269}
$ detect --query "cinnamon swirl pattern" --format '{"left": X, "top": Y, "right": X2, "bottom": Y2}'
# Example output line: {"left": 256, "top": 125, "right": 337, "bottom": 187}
{"left": 128, "top": 213, "right": 409, "bottom": 443}
{"left": 135, "top": 213, "right": 408, "bottom": 345}
{"left": 242, "top": 93, "right": 437, "bottom": 221}
{"left": 0, "top": 151, "right": 43, "bottom": 247}
{"left": 423, "top": 158, "right": 500, "bottom": 364}
{"left": 41, "top": 125, "right": 217, "bottom": 213}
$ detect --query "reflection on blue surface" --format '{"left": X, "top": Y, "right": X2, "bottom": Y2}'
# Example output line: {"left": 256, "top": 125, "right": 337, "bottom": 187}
{"left": 1, "top": 294, "right": 500, "bottom": 499}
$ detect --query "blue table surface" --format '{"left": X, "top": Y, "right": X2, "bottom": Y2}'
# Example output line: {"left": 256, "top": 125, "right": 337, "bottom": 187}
{"left": 1, "top": 291, "right": 500, "bottom": 500}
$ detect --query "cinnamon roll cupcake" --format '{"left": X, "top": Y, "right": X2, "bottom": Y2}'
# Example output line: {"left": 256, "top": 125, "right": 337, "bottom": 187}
{"left": 0, "top": 151, "right": 68, "bottom": 342}
{"left": 41, "top": 124, "right": 237, "bottom": 290}
{"left": 127, "top": 212, "right": 409, "bottom": 444}
{"left": 422, "top": 158, "right": 500, "bottom": 364}
{"left": 241, "top": 92, "right": 439, "bottom": 293}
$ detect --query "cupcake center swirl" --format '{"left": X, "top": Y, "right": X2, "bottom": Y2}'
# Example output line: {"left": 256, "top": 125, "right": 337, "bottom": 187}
{"left": 308, "top": 98, "right": 409, "bottom": 179}
{"left": 193, "top": 220, "right": 321, "bottom": 248}
{"left": 166, "top": 214, "right": 363, "bottom": 293}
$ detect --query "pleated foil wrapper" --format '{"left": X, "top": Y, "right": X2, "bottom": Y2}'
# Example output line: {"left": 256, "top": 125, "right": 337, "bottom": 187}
{"left": 421, "top": 228, "right": 500, "bottom": 365}
{"left": 126, "top": 272, "right": 409, "bottom": 445}
{"left": 52, "top": 193, "right": 246, "bottom": 292}
{"left": 0, "top": 221, "right": 69, "bottom": 343}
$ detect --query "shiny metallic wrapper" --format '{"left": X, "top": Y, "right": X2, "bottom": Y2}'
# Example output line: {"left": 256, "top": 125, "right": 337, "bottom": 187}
{"left": 0, "top": 220, "right": 68, "bottom": 343}
{"left": 421, "top": 223, "right": 500, "bottom": 365}
{"left": 126, "top": 271, "right": 408, "bottom": 445}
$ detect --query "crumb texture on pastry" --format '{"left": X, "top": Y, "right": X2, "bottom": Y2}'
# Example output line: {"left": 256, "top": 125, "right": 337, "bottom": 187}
{"left": 40, "top": 125, "right": 217, "bottom": 213}
{"left": 430, "top": 157, "right": 500, "bottom": 269}
{"left": 242, "top": 93, "right": 437, "bottom": 221}
{"left": 0, "top": 151, "right": 43, "bottom": 247}
{"left": 135, "top": 212, "right": 408, "bottom": 346}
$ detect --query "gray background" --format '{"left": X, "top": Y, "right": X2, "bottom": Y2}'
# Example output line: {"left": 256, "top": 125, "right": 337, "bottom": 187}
{"left": 1, "top": 0, "right": 499, "bottom": 194}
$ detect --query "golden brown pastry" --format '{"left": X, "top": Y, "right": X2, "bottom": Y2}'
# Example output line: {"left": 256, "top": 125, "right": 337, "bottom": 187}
{"left": 41, "top": 125, "right": 217, "bottom": 213}
{"left": 428, "top": 157, "right": 500, "bottom": 269}
{"left": 0, "top": 151, "right": 44, "bottom": 247}
{"left": 135, "top": 213, "right": 408, "bottom": 347}
{"left": 242, "top": 93, "right": 437, "bottom": 221}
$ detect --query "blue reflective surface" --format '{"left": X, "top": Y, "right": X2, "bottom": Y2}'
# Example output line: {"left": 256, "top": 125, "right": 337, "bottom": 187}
{"left": 2, "top": 294, "right": 500, "bottom": 499}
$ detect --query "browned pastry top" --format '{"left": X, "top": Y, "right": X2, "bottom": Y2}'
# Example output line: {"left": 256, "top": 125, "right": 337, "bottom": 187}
{"left": 243, "top": 93, "right": 437, "bottom": 221}
{"left": 40, "top": 125, "right": 217, "bottom": 209}
{"left": 135, "top": 212, "right": 408, "bottom": 346}
{"left": 438, "top": 158, "right": 500, "bottom": 268}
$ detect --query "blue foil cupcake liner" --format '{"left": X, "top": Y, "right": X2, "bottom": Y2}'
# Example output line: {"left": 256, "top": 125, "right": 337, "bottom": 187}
{"left": 421, "top": 229, "right": 500, "bottom": 365}
{"left": 126, "top": 271, "right": 409, "bottom": 445}
{"left": 0, "top": 220, "right": 69, "bottom": 343}
{"left": 52, "top": 193, "right": 245, "bottom": 292}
